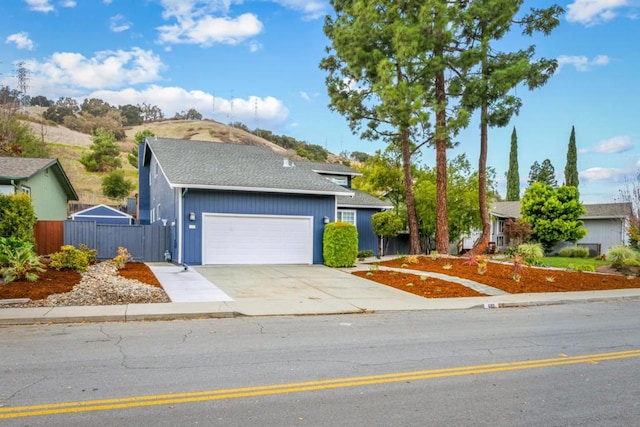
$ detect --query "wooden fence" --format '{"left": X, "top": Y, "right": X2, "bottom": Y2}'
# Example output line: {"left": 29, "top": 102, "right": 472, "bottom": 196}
{"left": 34, "top": 220, "right": 64, "bottom": 256}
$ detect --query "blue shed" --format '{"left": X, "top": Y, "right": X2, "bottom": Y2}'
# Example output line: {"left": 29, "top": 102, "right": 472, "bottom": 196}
{"left": 71, "top": 204, "right": 134, "bottom": 225}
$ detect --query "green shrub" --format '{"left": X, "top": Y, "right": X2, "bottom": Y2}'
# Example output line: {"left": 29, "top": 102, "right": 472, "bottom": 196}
{"left": 622, "top": 258, "right": 640, "bottom": 267}
{"left": 323, "top": 222, "right": 358, "bottom": 267}
{"left": 78, "top": 243, "right": 98, "bottom": 264}
{"left": 0, "top": 239, "right": 44, "bottom": 283}
{"left": 357, "top": 249, "right": 374, "bottom": 260}
{"left": 517, "top": 243, "right": 544, "bottom": 261}
{"left": 0, "top": 193, "right": 37, "bottom": 243}
{"left": 606, "top": 246, "right": 640, "bottom": 267}
{"left": 558, "top": 245, "right": 589, "bottom": 258}
{"left": 50, "top": 245, "right": 89, "bottom": 273}
{"left": 568, "top": 263, "right": 596, "bottom": 272}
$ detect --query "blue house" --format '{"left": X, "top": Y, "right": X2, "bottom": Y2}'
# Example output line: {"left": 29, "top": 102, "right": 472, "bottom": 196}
{"left": 71, "top": 204, "right": 134, "bottom": 225}
{"left": 139, "top": 137, "right": 391, "bottom": 265}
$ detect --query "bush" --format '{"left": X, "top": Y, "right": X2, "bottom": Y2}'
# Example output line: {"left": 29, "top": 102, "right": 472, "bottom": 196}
{"left": 568, "top": 263, "right": 596, "bottom": 272}
{"left": 113, "top": 246, "right": 132, "bottom": 269}
{"left": 558, "top": 245, "right": 589, "bottom": 258}
{"left": 0, "top": 238, "right": 44, "bottom": 283}
{"left": 357, "top": 249, "right": 374, "bottom": 260}
{"left": 517, "top": 243, "right": 544, "bottom": 261}
{"left": 0, "top": 193, "right": 37, "bottom": 243}
{"left": 323, "top": 222, "right": 358, "bottom": 267}
{"left": 78, "top": 244, "right": 98, "bottom": 264}
{"left": 606, "top": 246, "right": 640, "bottom": 267}
{"left": 50, "top": 245, "right": 89, "bottom": 273}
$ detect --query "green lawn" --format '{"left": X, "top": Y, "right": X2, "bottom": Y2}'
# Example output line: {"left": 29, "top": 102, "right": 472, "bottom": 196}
{"left": 540, "top": 256, "right": 609, "bottom": 269}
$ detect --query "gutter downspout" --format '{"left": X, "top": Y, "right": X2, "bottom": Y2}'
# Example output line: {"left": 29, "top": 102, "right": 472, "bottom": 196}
{"left": 177, "top": 188, "right": 189, "bottom": 265}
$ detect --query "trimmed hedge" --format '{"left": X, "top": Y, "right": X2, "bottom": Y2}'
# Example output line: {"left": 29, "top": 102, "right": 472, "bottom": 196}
{"left": 323, "top": 222, "right": 358, "bottom": 267}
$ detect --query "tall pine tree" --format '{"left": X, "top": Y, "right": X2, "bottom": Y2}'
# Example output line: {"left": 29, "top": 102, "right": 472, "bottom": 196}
{"left": 506, "top": 127, "right": 520, "bottom": 201}
{"left": 564, "top": 125, "right": 579, "bottom": 188}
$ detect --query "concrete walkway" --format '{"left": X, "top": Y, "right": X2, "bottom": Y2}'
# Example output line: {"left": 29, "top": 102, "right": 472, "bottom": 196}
{"left": 2, "top": 259, "right": 640, "bottom": 325}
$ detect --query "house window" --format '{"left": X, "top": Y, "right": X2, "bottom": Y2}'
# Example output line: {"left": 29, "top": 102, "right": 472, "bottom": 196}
{"left": 326, "top": 176, "right": 348, "bottom": 186}
{"left": 21, "top": 186, "right": 31, "bottom": 196}
{"left": 497, "top": 235, "right": 505, "bottom": 247}
{"left": 497, "top": 219, "right": 505, "bottom": 233}
{"left": 337, "top": 210, "right": 356, "bottom": 225}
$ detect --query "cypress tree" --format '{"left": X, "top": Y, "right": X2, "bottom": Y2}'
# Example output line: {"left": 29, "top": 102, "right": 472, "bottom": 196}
{"left": 564, "top": 125, "right": 579, "bottom": 188}
{"left": 506, "top": 127, "right": 520, "bottom": 201}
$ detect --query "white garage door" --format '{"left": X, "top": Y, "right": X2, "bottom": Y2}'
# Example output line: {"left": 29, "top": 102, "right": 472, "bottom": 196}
{"left": 202, "top": 213, "right": 314, "bottom": 264}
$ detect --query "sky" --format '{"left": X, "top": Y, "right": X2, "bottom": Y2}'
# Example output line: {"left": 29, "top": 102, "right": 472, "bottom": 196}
{"left": 0, "top": 0, "right": 638, "bottom": 204}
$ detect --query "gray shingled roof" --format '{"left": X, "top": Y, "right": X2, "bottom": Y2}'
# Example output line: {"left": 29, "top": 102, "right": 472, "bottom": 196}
{"left": 337, "top": 188, "right": 393, "bottom": 209}
{"left": 0, "top": 157, "right": 57, "bottom": 179}
{"left": 0, "top": 157, "right": 78, "bottom": 200}
{"left": 146, "top": 138, "right": 354, "bottom": 196}
{"left": 491, "top": 200, "right": 632, "bottom": 219}
{"left": 295, "top": 161, "right": 362, "bottom": 176}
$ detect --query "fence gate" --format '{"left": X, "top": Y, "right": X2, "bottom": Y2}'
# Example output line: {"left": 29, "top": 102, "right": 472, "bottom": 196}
{"left": 34, "top": 220, "right": 64, "bottom": 255}
{"left": 64, "top": 221, "right": 170, "bottom": 262}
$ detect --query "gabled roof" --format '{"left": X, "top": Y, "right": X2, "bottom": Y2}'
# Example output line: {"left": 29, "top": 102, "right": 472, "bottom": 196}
{"left": 296, "top": 161, "right": 362, "bottom": 177}
{"left": 337, "top": 188, "right": 393, "bottom": 209}
{"left": 0, "top": 157, "right": 78, "bottom": 201}
{"left": 71, "top": 204, "right": 133, "bottom": 219}
{"left": 491, "top": 200, "right": 632, "bottom": 220}
{"left": 144, "top": 138, "right": 354, "bottom": 197}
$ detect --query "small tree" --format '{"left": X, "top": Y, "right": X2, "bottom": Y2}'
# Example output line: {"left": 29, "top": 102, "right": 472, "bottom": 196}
{"left": 528, "top": 159, "right": 557, "bottom": 187}
{"left": 371, "top": 211, "right": 404, "bottom": 256}
{"left": 128, "top": 129, "right": 155, "bottom": 168}
{"left": 506, "top": 127, "right": 520, "bottom": 201}
{"left": 102, "top": 169, "right": 134, "bottom": 200}
{"left": 80, "top": 128, "right": 121, "bottom": 172}
{"left": 564, "top": 125, "right": 579, "bottom": 188}
{"left": 521, "top": 182, "right": 586, "bottom": 251}
{"left": 503, "top": 218, "right": 532, "bottom": 247}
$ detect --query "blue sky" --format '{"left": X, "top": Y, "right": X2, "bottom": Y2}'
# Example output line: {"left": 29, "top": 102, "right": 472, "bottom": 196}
{"left": 0, "top": 0, "right": 638, "bottom": 204}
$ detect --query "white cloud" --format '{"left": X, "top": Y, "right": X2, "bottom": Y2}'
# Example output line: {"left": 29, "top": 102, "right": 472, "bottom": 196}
{"left": 26, "top": 48, "right": 164, "bottom": 92}
{"left": 90, "top": 86, "right": 289, "bottom": 128}
{"left": 248, "top": 40, "right": 262, "bottom": 52}
{"left": 272, "top": 0, "right": 328, "bottom": 20}
{"left": 300, "top": 91, "right": 311, "bottom": 101}
{"left": 6, "top": 32, "right": 35, "bottom": 50}
{"left": 593, "top": 136, "right": 633, "bottom": 153}
{"left": 24, "top": 0, "right": 54, "bottom": 13}
{"left": 157, "top": 0, "right": 263, "bottom": 47}
{"left": 566, "top": 0, "right": 630, "bottom": 25}
{"left": 579, "top": 167, "right": 628, "bottom": 182}
{"left": 103, "top": 0, "right": 112, "bottom": 4}
{"left": 557, "top": 54, "right": 610, "bottom": 72}
{"left": 59, "top": 0, "right": 76, "bottom": 7}
{"left": 110, "top": 14, "right": 132, "bottom": 32}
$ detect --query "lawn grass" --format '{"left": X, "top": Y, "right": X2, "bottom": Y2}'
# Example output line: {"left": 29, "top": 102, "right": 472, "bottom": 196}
{"left": 540, "top": 256, "right": 609, "bottom": 269}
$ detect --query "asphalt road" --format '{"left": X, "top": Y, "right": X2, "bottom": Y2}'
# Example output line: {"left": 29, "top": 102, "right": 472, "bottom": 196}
{"left": 2, "top": 301, "right": 640, "bottom": 426}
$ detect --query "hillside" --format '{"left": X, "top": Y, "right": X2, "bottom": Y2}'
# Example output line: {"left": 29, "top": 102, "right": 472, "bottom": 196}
{"left": 23, "top": 118, "right": 330, "bottom": 206}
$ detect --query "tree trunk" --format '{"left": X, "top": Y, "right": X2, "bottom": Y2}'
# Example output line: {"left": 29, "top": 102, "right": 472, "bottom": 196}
{"left": 401, "top": 127, "right": 421, "bottom": 255}
{"left": 470, "top": 99, "right": 490, "bottom": 256}
{"left": 435, "top": 69, "right": 449, "bottom": 254}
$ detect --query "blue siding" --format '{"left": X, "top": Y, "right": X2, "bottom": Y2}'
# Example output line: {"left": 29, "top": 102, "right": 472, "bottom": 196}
{"left": 76, "top": 216, "right": 131, "bottom": 225}
{"left": 355, "top": 208, "right": 381, "bottom": 256}
{"left": 182, "top": 190, "right": 334, "bottom": 264}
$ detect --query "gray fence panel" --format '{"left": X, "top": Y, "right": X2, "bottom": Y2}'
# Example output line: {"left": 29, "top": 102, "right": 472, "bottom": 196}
{"left": 64, "top": 220, "right": 97, "bottom": 249}
{"left": 64, "top": 222, "right": 170, "bottom": 262}
{"left": 143, "top": 225, "right": 171, "bottom": 262}
{"left": 96, "top": 225, "right": 144, "bottom": 260}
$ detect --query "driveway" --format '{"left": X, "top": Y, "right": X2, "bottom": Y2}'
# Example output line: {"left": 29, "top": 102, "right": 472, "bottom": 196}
{"left": 191, "top": 264, "right": 439, "bottom": 315}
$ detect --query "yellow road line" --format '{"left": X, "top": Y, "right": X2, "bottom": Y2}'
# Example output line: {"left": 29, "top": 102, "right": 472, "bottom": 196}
{"left": 2, "top": 349, "right": 639, "bottom": 419}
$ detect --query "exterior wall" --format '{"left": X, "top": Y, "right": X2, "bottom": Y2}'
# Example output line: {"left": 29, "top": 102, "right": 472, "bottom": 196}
{"left": 182, "top": 190, "right": 334, "bottom": 265}
{"left": 355, "top": 208, "right": 381, "bottom": 256}
{"left": 578, "top": 218, "right": 627, "bottom": 255}
{"left": 148, "top": 154, "right": 177, "bottom": 225}
{"left": 138, "top": 144, "right": 151, "bottom": 224}
{"left": 23, "top": 168, "right": 69, "bottom": 220}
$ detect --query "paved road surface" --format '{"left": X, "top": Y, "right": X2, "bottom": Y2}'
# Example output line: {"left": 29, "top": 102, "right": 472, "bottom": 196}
{"left": 2, "top": 301, "right": 640, "bottom": 426}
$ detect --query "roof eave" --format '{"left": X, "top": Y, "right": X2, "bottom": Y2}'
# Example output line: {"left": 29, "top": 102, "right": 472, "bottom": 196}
{"left": 172, "top": 183, "right": 354, "bottom": 197}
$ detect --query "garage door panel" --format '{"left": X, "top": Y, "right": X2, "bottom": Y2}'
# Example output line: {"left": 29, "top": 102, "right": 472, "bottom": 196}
{"left": 203, "top": 214, "right": 313, "bottom": 264}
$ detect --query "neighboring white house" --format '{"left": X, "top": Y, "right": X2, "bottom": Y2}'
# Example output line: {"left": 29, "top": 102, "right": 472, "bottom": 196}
{"left": 488, "top": 201, "right": 631, "bottom": 255}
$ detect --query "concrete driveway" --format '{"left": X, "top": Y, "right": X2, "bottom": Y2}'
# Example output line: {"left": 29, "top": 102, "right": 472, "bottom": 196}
{"left": 191, "top": 264, "right": 439, "bottom": 315}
